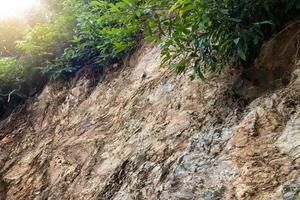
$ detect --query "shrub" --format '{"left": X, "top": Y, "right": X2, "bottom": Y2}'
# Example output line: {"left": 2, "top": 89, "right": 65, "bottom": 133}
{"left": 0, "top": 19, "right": 28, "bottom": 57}
{"left": 141, "top": 0, "right": 300, "bottom": 78}
{"left": 0, "top": 57, "right": 26, "bottom": 109}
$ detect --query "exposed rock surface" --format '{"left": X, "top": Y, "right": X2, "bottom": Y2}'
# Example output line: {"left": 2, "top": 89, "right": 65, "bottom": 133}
{"left": 0, "top": 31, "right": 300, "bottom": 199}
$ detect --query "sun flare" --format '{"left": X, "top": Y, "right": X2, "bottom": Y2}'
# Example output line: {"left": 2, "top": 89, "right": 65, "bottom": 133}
{"left": 0, "top": 0, "right": 39, "bottom": 19}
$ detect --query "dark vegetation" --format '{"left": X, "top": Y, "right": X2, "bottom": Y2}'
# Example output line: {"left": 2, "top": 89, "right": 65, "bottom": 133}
{"left": 0, "top": 0, "right": 299, "bottom": 117}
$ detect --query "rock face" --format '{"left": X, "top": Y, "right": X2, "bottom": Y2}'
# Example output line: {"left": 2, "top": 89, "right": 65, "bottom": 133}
{"left": 0, "top": 40, "right": 300, "bottom": 199}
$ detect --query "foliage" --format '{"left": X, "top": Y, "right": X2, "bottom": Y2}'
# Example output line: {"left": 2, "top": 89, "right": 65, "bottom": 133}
{"left": 46, "top": 0, "right": 142, "bottom": 79}
{"left": 16, "top": 0, "right": 79, "bottom": 77}
{"left": 0, "top": 0, "right": 299, "bottom": 116}
{"left": 0, "top": 58, "right": 24, "bottom": 89}
{"left": 0, "top": 57, "right": 26, "bottom": 109}
{"left": 0, "top": 19, "right": 28, "bottom": 57}
{"left": 141, "top": 0, "right": 300, "bottom": 78}
{"left": 15, "top": 0, "right": 142, "bottom": 80}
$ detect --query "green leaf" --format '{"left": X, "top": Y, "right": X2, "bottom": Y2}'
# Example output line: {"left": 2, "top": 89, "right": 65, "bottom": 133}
{"left": 233, "top": 38, "right": 240, "bottom": 45}
{"left": 238, "top": 49, "right": 246, "bottom": 61}
{"left": 135, "top": 10, "right": 141, "bottom": 17}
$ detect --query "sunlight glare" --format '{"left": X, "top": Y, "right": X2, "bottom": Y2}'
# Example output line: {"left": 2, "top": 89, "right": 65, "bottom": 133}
{"left": 0, "top": 0, "right": 39, "bottom": 18}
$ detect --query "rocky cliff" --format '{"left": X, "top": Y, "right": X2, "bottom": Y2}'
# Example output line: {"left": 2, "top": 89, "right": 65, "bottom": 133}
{"left": 0, "top": 24, "right": 300, "bottom": 200}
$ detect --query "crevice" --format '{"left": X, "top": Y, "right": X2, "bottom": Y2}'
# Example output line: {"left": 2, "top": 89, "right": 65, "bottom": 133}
{"left": 0, "top": 175, "right": 8, "bottom": 200}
